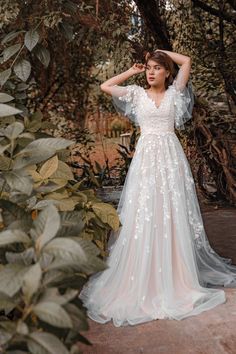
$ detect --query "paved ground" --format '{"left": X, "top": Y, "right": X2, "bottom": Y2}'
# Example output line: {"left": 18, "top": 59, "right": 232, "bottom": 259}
{"left": 79, "top": 204, "right": 236, "bottom": 354}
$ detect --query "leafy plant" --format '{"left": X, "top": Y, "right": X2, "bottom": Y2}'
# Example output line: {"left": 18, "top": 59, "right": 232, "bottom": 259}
{"left": 71, "top": 128, "right": 119, "bottom": 188}
{"left": 0, "top": 101, "right": 120, "bottom": 353}
{"left": 116, "top": 128, "right": 140, "bottom": 185}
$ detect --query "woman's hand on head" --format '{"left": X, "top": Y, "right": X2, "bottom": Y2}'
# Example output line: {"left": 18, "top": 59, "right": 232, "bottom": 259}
{"left": 100, "top": 62, "right": 145, "bottom": 96}
{"left": 129, "top": 63, "right": 146, "bottom": 75}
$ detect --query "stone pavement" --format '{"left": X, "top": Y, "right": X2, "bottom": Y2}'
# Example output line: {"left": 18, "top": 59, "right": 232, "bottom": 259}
{"left": 79, "top": 205, "right": 236, "bottom": 354}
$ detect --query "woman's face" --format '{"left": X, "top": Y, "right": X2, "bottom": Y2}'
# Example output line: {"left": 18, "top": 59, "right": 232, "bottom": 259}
{"left": 145, "top": 59, "right": 169, "bottom": 87}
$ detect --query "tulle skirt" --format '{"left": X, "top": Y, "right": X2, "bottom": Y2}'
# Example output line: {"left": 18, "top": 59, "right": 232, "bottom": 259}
{"left": 79, "top": 131, "right": 236, "bottom": 327}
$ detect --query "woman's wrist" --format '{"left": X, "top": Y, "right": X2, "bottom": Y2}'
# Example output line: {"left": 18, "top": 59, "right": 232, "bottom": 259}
{"left": 154, "top": 49, "right": 190, "bottom": 66}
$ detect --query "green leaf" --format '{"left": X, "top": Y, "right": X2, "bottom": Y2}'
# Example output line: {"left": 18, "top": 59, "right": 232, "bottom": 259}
{"left": 43, "top": 237, "right": 87, "bottom": 264}
{"left": 42, "top": 198, "right": 76, "bottom": 211}
{"left": 0, "top": 93, "right": 14, "bottom": 103}
{"left": 26, "top": 110, "right": 43, "bottom": 132}
{"left": 4, "top": 169, "right": 33, "bottom": 195}
{"left": 0, "top": 68, "right": 12, "bottom": 86}
{"left": 3, "top": 43, "right": 21, "bottom": 62}
{"left": 22, "top": 263, "right": 42, "bottom": 302}
{"left": 56, "top": 210, "right": 85, "bottom": 237}
{"left": 0, "top": 229, "right": 30, "bottom": 247}
{"left": 4, "top": 122, "right": 24, "bottom": 140}
{"left": 33, "top": 301, "right": 73, "bottom": 328}
{"left": 6, "top": 247, "right": 35, "bottom": 265}
{"left": 13, "top": 148, "right": 56, "bottom": 169}
{"left": 50, "top": 160, "right": 75, "bottom": 180}
{"left": 65, "top": 303, "right": 88, "bottom": 331}
{"left": 92, "top": 202, "right": 119, "bottom": 230}
{"left": 33, "top": 204, "right": 61, "bottom": 251}
{"left": 14, "top": 59, "right": 31, "bottom": 82}
{"left": 16, "top": 82, "right": 29, "bottom": 91}
{"left": 0, "top": 292, "right": 16, "bottom": 311}
{"left": 39, "top": 155, "right": 58, "bottom": 179}
{"left": 0, "top": 103, "right": 22, "bottom": 117}
{"left": 0, "top": 264, "right": 28, "bottom": 296}
{"left": 33, "top": 44, "right": 51, "bottom": 68}
{"left": 40, "top": 288, "right": 78, "bottom": 305}
{"left": 28, "top": 332, "right": 69, "bottom": 354}
{"left": 18, "top": 138, "right": 74, "bottom": 153}
{"left": 24, "top": 30, "right": 39, "bottom": 51}
{"left": 1, "top": 30, "right": 24, "bottom": 45}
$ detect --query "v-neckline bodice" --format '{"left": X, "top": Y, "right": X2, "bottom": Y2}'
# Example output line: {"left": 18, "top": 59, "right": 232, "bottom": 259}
{"left": 143, "top": 86, "right": 170, "bottom": 109}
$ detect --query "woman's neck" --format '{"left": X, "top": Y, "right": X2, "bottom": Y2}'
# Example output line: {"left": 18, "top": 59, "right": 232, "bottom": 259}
{"left": 148, "top": 84, "right": 166, "bottom": 93}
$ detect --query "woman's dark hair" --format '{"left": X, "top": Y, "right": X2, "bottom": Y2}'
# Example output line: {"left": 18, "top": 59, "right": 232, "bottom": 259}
{"left": 144, "top": 51, "right": 176, "bottom": 89}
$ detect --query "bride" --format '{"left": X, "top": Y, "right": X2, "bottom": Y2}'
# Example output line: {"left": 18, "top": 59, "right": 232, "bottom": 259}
{"left": 79, "top": 48, "right": 236, "bottom": 327}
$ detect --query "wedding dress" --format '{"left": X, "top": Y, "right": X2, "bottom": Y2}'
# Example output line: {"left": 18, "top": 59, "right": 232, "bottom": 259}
{"left": 79, "top": 66, "right": 236, "bottom": 327}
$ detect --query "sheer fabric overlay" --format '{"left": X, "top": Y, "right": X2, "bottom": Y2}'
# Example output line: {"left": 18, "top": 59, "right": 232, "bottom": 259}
{"left": 79, "top": 67, "right": 236, "bottom": 327}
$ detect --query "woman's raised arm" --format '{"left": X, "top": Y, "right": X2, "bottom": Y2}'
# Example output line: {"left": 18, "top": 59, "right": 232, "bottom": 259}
{"left": 100, "top": 63, "right": 145, "bottom": 96}
{"left": 154, "top": 49, "right": 191, "bottom": 90}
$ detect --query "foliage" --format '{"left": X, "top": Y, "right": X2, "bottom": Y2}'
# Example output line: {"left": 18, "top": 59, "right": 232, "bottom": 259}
{"left": 116, "top": 128, "right": 140, "bottom": 185}
{"left": 0, "top": 100, "right": 117, "bottom": 354}
{"left": 0, "top": 102, "right": 120, "bottom": 352}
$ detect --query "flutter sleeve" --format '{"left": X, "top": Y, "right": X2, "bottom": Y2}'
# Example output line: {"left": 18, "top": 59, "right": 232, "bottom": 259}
{"left": 110, "top": 84, "right": 139, "bottom": 126}
{"left": 173, "top": 65, "right": 195, "bottom": 130}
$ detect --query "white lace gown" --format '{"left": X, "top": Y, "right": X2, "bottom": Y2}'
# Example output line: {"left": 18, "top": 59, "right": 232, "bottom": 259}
{"left": 79, "top": 68, "right": 236, "bottom": 327}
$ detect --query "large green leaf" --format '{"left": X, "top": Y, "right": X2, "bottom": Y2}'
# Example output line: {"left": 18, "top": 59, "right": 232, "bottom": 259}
{"left": 92, "top": 202, "right": 119, "bottom": 230}
{"left": 33, "top": 204, "right": 60, "bottom": 251}
{"left": 13, "top": 149, "right": 55, "bottom": 169}
{"left": 18, "top": 138, "right": 74, "bottom": 153}
{"left": 3, "top": 43, "right": 21, "bottom": 62}
{"left": 22, "top": 263, "right": 42, "bottom": 302}
{"left": 56, "top": 210, "right": 85, "bottom": 237}
{"left": 24, "top": 30, "right": 39, "bottom": 51}
{"left": 42, "top": 270, "right": 68, "bottom": 287}
{"left": 4, "top": 122, "right": 24, "bottom": 140}
{"left": 39, "top": 155, "right": 58, "bottom": 179}
{"left": 0, "top": 229, "right": 30, "bottom": 247}
{"left": 39, "top": 288, "right": 78, "bottom": 305}
{"left": 0, "top": 103, "right": 22, "bottom": 117}
{"left": 27, "top": 332, "right": 69, "bottom": 354}
{"left": 0, "top": 93, "right": 14, "bottom": 103}
{"left": 43, "top": 237, "right": 87, "bottom": 264}
{"left": 13, "top": 59, "right": 31, "bottom": 82}
{"left": 6, "top": 247, "right": 35, "bottom": 265}
{"left": 0, "top": 264, "right": 28, "bottom": 296}
{"left": 4, "top": 169, "right": 33, "bottom": 195}
{"left": 33, "top": 301, "right": 73, "bottom": 328}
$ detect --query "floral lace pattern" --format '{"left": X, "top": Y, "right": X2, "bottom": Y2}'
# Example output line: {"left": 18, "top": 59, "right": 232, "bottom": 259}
{"left": 78, "top": 77, "right": 236, "bottom": 327}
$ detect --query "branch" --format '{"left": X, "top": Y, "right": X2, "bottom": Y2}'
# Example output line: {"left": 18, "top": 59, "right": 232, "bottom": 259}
{"left": 134, "top": 0, "right": 172, "bottom": 50}
{"left": 192, "top": 0, "right": 236, "bottom": 25}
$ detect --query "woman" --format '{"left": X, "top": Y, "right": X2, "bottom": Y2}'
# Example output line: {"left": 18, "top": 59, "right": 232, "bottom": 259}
{"left": 79, "top": 49, "right": 236, "bottom": 327}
